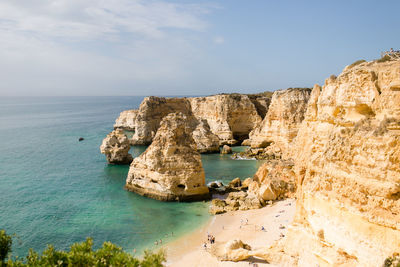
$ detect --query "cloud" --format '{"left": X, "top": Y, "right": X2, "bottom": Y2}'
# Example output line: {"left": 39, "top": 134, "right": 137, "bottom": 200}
{"left": 0, "top": 0, "right": 216, "bottom": 95}
{"left": 0, "top": 0, "right": 208, "bottom": 40}
{"left": 214, "top": 36, "right": 225, "bottom": 44}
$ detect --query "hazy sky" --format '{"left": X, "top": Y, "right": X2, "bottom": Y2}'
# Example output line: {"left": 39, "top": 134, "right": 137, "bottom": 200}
{"left": 1, "top": 0, "right": 399, "bottom": 96}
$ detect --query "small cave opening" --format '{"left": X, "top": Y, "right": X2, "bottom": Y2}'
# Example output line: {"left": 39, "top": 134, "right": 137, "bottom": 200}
{"left": 233, "top": 133, "right": 249, "bottom": 144}
{"left": 177, "top": 184, "right": 186, "bottom": 189}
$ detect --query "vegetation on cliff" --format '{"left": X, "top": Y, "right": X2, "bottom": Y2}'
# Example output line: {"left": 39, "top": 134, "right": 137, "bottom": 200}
{"left": 0, "top": 229, "right": 165, "bottom": 267}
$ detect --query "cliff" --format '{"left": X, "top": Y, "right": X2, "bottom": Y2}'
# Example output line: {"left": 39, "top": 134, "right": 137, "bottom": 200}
{"left": 125, "top": 113, "right": 209, "bottom": 201}
{"left": 248, "top": 88, "right": 311, "bottom": 158}
{"left": 189, "top": 94, "right": 263, "bottom": 145}
{"left": 114, "top": 109, "right": 138, "bottom": 131}
{"left": 131, "top": 96, "right": 192, "bottom": 145}
{"left": 268, "top": 59, "right": 400, "bottom": 266}
{"left": 121, "top": 93, "right": 269, "bottom": 147}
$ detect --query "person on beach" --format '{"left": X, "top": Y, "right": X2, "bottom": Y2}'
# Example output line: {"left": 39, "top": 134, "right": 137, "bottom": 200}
{"left": 203, "top": 242, "right": 207, "bottom": 250}
{"left": 261, "top": 226, "right": 265, "bottom": 231}
{"left": 154, "top": 240, "right": 158, "bottom": 245}
{"left": 159, "top": 239, "right": 162, "bottom": 244}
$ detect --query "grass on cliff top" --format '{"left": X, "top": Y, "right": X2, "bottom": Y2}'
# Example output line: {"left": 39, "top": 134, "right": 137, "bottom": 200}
{"left": 348, "top": 59, "right": 366, "bottom": 68}
{"left": 0, "top": 229, "right": 166, "bottom": 267}
{"left": 376, "top": 54, "right": 394, "bottom": 63}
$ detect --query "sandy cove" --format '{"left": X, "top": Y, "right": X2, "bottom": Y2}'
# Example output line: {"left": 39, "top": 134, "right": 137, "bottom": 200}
{"left": 163, "top": 198, "right": 296, "bottom": 267}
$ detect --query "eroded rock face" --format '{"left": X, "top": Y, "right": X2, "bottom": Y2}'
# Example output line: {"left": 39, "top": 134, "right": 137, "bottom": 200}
{"left": 131, "top": 97, "right": 192, "bottom": 145}
{"left": 100, "top": 129, "right": 133, "bottom": 164}
{"left": 250, "top": 160, "right": 296, "bottom": 201}
{"left": 191, "top": 119, "right": 220, "bottom": 153}
{"left": 272, "top": 60, "right": 400, "bottom": 266}
{"left": 129, "top": 94, "right": 266, "bottom": 148}
{"left": 248, "top": 88, "right": 311, "bottom": 158}
{"left": 189, "top": 94, "right": 263, "bottom": 145}
{"left": 125, "top": 113, "right": 209, "bottom": 201}
{"left": 114, "top": 109, "right": 138, "bottom": 131}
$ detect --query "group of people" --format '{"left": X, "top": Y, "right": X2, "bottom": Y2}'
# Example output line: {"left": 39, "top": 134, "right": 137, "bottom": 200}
{"left": 154, "top": 231, "right": 174, "bottom": 246}
{"left": 207, "top": 233, "right": 216, "bottom": 244}
{"left": 203, "top": 233, "right": 216, "bottom": 250}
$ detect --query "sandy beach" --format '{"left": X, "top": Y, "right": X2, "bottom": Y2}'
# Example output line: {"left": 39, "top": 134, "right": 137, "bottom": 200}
{"left": 164, "top": 198, "right": 296, "bottom": 267}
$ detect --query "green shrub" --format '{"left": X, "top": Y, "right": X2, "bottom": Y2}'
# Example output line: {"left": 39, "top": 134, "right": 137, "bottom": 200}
{"left": 377, "top": 55, "right": 393, "bottom": 63}
{"left": 0, "top": 229, "right": 165, "bottom": 267}
{"left": 0, "top": 230, "right": 12, "bottom": 264}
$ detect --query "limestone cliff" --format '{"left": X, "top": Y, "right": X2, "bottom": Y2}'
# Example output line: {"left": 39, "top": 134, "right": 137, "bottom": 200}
{"left": 131, "top": 97, "right": 192, "bottom": 145}
{"left": 100, "top": 129, "right": 133, "bottom": 164}
{"left": 189, "top": 94, "right": 263, "bottom": 145}
{"left": 114, "top": 109, "right": 138, "bottom": 131}
{"left": 248, "top": 88, "right": 311, "bottom": 158}
{"left": 269, "top": 59, "right": 400, "bottom": 266}
{"left": 191, "top": 119, "right": 220, "bottom": 153}
{"left": 125, "top": 113, "right": 209, "bottom": 201}
{"left": 127, "top": 94, "right": 267, "bottom": 147}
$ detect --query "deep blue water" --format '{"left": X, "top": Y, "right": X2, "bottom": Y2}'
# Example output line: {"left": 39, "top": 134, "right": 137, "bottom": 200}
{"left": 0, "top": 96, "right": 264, "bottom": 257}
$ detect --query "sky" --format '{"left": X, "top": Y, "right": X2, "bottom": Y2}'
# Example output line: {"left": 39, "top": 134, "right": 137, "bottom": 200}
{"left": 0, "top": 0, "right": 399, "bottom": 96}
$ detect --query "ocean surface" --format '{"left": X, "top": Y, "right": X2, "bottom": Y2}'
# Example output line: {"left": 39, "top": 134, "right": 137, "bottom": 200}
{"left": 0, "top": 96, "right": 264, "bottom": 257}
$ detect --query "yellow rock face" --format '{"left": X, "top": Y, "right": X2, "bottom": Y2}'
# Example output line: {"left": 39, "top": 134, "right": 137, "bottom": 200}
{"left": 248, "top": 88, "right": 311, "bottom": 158}
{"left": 113, "top": 109, "right": 138, "bottom": 131}
{"left": 125, "top": 112, "right": 209, "bottom": 201}
{"left": 126, "top": 94, "right": 265, "bottom": 146}
{"left": 189, "top": 94, "right": 263, "bottom": 145}
{"left": 100, "top": 129, "right": 133, "bottom": 164}
{"left": 281, "top": 60, "right": 400, "bottom": 266}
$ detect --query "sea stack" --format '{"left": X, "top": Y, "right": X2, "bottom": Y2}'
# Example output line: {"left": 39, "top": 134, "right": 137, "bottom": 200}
{"left": 100, "top": 129, "right": 133, "bottom": 164}
{"left": 125, "top": 112, "right": 210, "bottom": 201}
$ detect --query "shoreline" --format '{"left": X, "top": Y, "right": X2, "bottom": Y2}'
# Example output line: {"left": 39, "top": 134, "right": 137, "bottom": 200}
{"left": 163, "top": 198, "right": 296, "bottom": 267}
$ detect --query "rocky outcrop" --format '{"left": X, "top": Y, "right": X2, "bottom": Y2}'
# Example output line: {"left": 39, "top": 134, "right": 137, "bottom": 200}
{"left": 211, "top": 239, "right": 270, "bottom": 262}
{"left": 191, "top": 119, "right": 220, "bottom": 153}
{"left": 208, "top": 177, "right": 266, "bottom": 215}
{"left": 100, "top": 129, "right": 133, "bottom": 164}
{"left": 268, "top": 60, "right": 400, "bottom": 266}
{"left": 247, "top": 88, "right": 311, "bottom": 158}
{"left": 114, "top": 109, "right": 138, "bottom": 131}
{"left": 125, "top": 113, "right": 209, "bottom": 201}
{"left": 232, "top": 145, "right": 283, "bottom": 160}
{"left": 209, "top": 191, "right": 263, "bottom": 214}
{"left": 249, "top": 160, "right": 296, "bottom": 201}
{"left": 189, "top": 94, "right": 263, "bottom": 145}
{"left": 131, "top": 97, "right": 192, "bottom": 145}
{"left": 220, "top": 145, "right": 232, "bottom": 154}
{"left": 128, "top": 94, "right": 266, "bottom": 146}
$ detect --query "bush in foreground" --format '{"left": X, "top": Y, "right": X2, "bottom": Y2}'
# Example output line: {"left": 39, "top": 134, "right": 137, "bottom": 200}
{"left": 0, "top": 230, "right": 165, "bottom": 267}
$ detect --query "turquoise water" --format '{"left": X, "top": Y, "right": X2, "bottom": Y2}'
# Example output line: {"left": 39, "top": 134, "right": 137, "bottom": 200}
{"left": 0, "top": 97, "right": 263, "bottom": 257}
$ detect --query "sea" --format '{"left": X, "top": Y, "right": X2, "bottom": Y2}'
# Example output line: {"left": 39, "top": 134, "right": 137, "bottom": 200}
{"left": 0, "top": 96, "right": 264, "bottom": 257}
